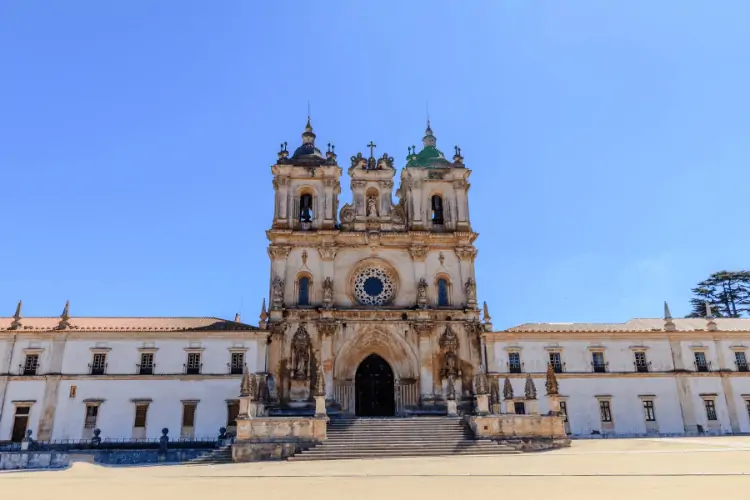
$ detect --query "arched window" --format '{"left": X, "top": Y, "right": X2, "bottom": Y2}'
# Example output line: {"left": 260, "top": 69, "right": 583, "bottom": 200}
{"left": 299, "top": 194, "right": 313, "bottom": 223}
{"left": 437, "top": 278, "right": 449, "bottom": 306}
{"left": 298, "top": 276, "right": 310, "bottom": 306}
{"left": 431, "top": 195, "right": 444, "bottom": 224}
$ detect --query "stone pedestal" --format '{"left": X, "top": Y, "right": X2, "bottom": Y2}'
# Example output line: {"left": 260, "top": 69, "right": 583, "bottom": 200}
{"left": 527, "top": 399, "right": 539, "bottom": 415}
{"left": 548, "top": 395, "right": 560, "bottom": 415}
{"left": 491, "top": 403, "right": 501, "bottom": 415}
{"left": 504, "top": 400, "right": 516, "bottom": 414}
{"left": 289, "top": 378, "right": 310, "bottom": 407}
{"left": 447, "top": 399, "right": 458, "bottom": 416}
{"left": 475, "top": 394, "right": 490, "bottom": 415}
{"left": 314, "top": 395, "right": 326, "bottom": 417}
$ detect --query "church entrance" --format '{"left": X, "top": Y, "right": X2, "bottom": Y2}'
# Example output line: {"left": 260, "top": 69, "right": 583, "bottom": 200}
{"left": 355, "top": 354, "right": 395, "bottom": 417}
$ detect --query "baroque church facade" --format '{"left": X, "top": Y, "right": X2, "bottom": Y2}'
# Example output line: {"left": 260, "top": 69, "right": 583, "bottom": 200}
{"left": 2, "top": 121, "right": 750, "bottom": 444}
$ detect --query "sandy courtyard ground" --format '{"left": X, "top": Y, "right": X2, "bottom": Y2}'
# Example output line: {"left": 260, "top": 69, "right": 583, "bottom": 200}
{"left": 2, "top": 437, "right": 750, "bottom": 500}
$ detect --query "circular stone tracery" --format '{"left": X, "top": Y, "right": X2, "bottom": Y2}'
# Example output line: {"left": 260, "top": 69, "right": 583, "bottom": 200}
{"left": 354, "top": 267, "right": 395, "bottom": 306}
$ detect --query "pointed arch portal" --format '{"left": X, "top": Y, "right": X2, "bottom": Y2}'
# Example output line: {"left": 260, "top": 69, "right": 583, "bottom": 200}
{"left": 355, "top": 354, "right": 395, "bottom": 417}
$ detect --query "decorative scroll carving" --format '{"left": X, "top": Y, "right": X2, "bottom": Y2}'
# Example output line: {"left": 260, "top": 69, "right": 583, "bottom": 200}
{"left": 409, "top": 245, "right": 428, "bottom": 262}
{"left": 318, "top": 244, "right": 338, "bottom": 261}
{"left": 268, "top": 245, "right": 292, "bottom": 260}
{"left": 317, "top": 321, "right": 337, "bottom": 338}
{"left": 454, "top": 246, "right": 477, "bottom": 261}
{"left": 291, "top": 324, "right": 311, "bottom": 380}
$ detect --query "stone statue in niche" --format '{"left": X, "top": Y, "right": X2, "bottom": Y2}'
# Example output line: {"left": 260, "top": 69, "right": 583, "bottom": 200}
{"left": 271, "top": 276, "right": 284, "bottom": 308}
{"left": 465, "top": 277, "right": 477, "bottom": 306}
{"left": 417, "top": 278, "right": 428, "bottom": 309}
{"left": 322, "top": 277, "right": 334, "bottom": 308}
{"left": 439, "top": 326, "right": 462, "bottom": 379}
{"left": 367, "top": 196, "right": 378, "bottom": 217}
{"left": 291, "top": 324, "right": 311, "bottom": 380}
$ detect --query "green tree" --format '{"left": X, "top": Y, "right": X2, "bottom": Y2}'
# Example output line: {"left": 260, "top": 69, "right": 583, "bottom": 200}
{"left": 687, "top": 271, "right": 750, "bottom": 318}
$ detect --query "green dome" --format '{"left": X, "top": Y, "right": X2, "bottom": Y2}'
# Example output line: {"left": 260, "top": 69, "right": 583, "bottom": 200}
{"left": 405, "top": 122, "right": 453, "bottom": 168}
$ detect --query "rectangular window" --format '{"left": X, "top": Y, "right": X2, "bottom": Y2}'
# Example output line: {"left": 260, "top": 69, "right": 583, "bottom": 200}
{"left": 186, "top": 352, "right": 201, "bottom": 374}
{"left": 694, "top": 352, "right": 708, "bottom": 372}
{"left": 134, "top": 404, "right": 149, "bottom": 428}
{"left": 634, "top": 351, "right": 649, "bottom": 372}
{"left": 549, "top": 352, "right": 563, "bottom": 373}
{"left": 90, "top": 353, "right": 107, "bottom": 375}
{"left": 643, "top": 400, "right": 656, "bottom": 422}
{"left": 559, "top": 401, "right": 568, "bottom": 422}
{"left": 230, "top": 352, "right": 244, "bottom": 375}
{"left": 735, "top": 352, "right": 748, "bottom": 372}
{"left": 704, "top": 400, "right": 717, "bottom": 421}
{"left": 592, "top": 352, "right": 606, "bottom": 372}
{"left": 508, "top": 352, "right": 522, "bottom": 373}
{"left": 84, "top": 404, "right": 99, "bottom": 429}
{"left": 599, "top": 400, "right": 612, "bottom": 422}
{"left": 23, "top": 354, "right": 39, "bottom": 375}
{"left": 514, "top": 401, "right": 526, "bottom": 415}
{"left": 139, "top": 353, "right": 154, "bottom": 375}
{"left": 227, "top": 401, "right": 239, "bottom": 428}
{"left": 182, "top": 403, "right": 197, "bottom": 427}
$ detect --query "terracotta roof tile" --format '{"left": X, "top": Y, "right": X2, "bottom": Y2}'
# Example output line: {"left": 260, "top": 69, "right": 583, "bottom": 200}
{"left": 506, "top": 318, "right": 750, "bottom": 333}
{"left": 0, "top": 316, "right": 259, "bottom": 332}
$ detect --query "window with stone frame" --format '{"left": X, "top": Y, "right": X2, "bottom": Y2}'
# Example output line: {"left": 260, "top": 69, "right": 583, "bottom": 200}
{"left": 599, "top": 400, "right": 612, "bottom": 422}
{"left": 139, "top": 352, "right": 154, "bottom": 375}
{"left": 514, "top": 401, "right": 526, "bottom": 415}
{"left": 298, "top": 276, "right": 310, "bottom": 306}
{"left": 182, "top": 403, "right": 197, "bottom": 428}
{"left": 735, "top": 351, "right": 748, "bottom": 372}
{"left": 90, "top": 353, "right": 107, "bottom": 375}
{"left": 642, "top": 400, "right": 656, "bottom": 422}
{"left": 591, "top": 351, "right": 606, "bottom": 372}
{"left": 84, "top": 404, "right": 99, "bottom": 429}
{"left": 134, "top": 404, "right": 149, "bottom": 428}
{"left": 23, "top": 354, "right": 39, "bottom": 375}
{"left": 230, "top": 352, "right": 244, "bottom": 375}
{"left": 704, "top": 399, "right": 717, "bottom": 421}
{"left": 694, "top": 351, "right": 709, "bottom": 372}
{"left": 186, "top": 352, "right": 201, "bottom": 374}
{"left": 508, "top": 352, "right": 522, "bottom": 373}
{"left": 437, "top": 278, "right": 449, "bottom": 307}
{"left": 634, "top": 351, "right": 649, "bottom": 372}
{"left": 549, "top": 351, "right": 563, "bottom": 373}
{"left": 559, "top": 400, "right": 569, "bottom": 422}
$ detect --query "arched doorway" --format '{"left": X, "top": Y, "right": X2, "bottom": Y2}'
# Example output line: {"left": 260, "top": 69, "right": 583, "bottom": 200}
{"left": 355, "top": 354, "right": 395, "bottom": 417}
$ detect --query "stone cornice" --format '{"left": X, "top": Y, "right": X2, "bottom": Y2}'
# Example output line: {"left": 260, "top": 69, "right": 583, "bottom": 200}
{"left": 483, "top": 330, "right": 750, "bottom": 341}
{"left": 266, "top": 229, "right": 479, "bottom": 248}
{"left": 0, "top": 330, "right": 269, "bottom": 341}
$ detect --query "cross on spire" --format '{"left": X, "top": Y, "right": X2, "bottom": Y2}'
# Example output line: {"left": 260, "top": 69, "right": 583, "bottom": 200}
{"left": 367, "top": 141, "right": 377, "bottom": 158}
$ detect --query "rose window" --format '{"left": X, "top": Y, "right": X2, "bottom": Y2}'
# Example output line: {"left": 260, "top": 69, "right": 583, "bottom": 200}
{"left": 353, "top": 267, "right": 395, "bottom": 306}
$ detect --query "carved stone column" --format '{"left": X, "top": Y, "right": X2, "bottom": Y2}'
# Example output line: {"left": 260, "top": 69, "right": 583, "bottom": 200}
{"left": 413, "top": 322, "right": 434, "bottom": 400}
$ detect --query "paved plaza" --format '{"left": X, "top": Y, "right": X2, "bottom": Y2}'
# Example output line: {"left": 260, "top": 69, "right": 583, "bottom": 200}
{"left": 3, "top": 438, "right": 750, "bottom": 500}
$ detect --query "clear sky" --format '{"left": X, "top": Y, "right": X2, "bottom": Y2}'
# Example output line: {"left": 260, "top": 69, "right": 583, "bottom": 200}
{"left": 1, "top": 2, "right": 748, "bottom": 327}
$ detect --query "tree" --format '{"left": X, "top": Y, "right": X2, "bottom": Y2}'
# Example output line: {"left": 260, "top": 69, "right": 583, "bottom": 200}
{"left": 687, "top": 271, "right": 750, "bottom": 318}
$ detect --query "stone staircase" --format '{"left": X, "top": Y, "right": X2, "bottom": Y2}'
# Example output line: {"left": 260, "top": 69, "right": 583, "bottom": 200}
{"left": 288, "top": 417, "right": 519, "bottom": 461}
{"left": 187, "top": 445, "right": 233, "bottom": 465}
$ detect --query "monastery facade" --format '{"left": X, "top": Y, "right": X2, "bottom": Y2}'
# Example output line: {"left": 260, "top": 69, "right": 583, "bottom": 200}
{"left": 1, "top": 121, "right": 750, "bottom": 444}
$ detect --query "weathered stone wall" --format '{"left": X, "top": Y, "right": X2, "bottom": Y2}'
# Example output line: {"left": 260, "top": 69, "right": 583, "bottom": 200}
{"left": 232, "top": 416, "right": 327, "bottom": 462}
{"left": 467, "top": 414, "right": 567, "bottom": 440}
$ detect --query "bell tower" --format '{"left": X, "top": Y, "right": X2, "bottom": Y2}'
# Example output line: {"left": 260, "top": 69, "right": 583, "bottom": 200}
{"left": 270, "top": 118, "right": 342, "bottom": 231}
{"left": 398, "top": 122, "right": 471, "bottom": 232}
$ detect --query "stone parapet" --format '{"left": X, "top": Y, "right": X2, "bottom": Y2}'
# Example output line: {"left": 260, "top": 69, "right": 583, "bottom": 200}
{"left": 466, "top": 414, "right": 568, "bottom": 441}
{"left": 232, "top": 416, "right": 328, "bottom": 462}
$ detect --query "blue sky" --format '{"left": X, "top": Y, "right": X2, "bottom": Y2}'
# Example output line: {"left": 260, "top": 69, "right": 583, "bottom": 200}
{"left": 1, "top": 2, "right": 748, "bottom": 326}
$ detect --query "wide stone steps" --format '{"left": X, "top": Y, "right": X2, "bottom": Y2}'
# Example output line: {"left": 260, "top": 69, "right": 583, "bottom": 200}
{"left": 187, "top": 445, "right": 233, "bottom": 465}
{"left": 289, "top": 417, "right": 518, "bottom": 461}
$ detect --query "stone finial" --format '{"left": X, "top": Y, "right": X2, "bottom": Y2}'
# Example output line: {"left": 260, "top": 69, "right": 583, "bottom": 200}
{"left": 234, "top": 313, "right": 241, "bottom": 322}
{"left": 524, "top": 373, "right": 537, "bottom": 400}
{"left": 9, "top": 300, "right": 22, "bottom": 330}
{"left": 259, "top": 298, "right": 268, "bottom": 324}
{"left": 705, "top": 301, "right": 719, "bottom": 331}
{"left": 314, "top": 363, "right": 326, "bottom": 397}
{"left": 475, "top": 368, "right": 489, "bottom": 395}
{"left": 248, "top": 372, "right": 258, "bottom": 401}
{"left": 545, "top": 362, "right": 559, "bottom": 396}
{"left": 502, "top": 377, "right": 514, "bottom": 400}
{"left": 664, "top": 301, "right": 676, "bottom": 332}
{"left": 240, "top": 365, "right": 251, "bottom": 397}
{"left": 482, "top": 301, "right": 492, "bottom": 324}
{"left": 58, "top": 300, "right": 71, "bottom": 329}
